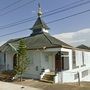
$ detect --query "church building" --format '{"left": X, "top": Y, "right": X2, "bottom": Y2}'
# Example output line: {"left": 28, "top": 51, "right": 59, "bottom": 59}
{"left": 0, "top": 4, "right": 90, "bottom": 83}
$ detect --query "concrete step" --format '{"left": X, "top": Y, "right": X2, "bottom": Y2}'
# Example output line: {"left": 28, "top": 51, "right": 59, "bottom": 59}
{"left": 41, "top": 72, "right": 55, "bottom": 83}
{"left": 41, "top": 78, "right": 54, "bottom": 83}
{"left": 43, "top": 74, "right": 54, "bottom": 80}
{"left": 47, "top": 72, "right": 55, "bottom": 75}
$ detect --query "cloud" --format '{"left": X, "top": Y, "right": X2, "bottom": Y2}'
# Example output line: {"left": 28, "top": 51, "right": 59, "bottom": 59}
{"left": 54, "top": 28, "right": 90, "bottom": 47}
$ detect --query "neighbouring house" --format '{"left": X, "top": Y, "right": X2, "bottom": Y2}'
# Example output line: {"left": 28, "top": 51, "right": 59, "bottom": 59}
{"left": 76, "top": 44, "right": 90, "bottom": 50}
{"left": 0, "top": 4, "right": 90, "bottom": 83}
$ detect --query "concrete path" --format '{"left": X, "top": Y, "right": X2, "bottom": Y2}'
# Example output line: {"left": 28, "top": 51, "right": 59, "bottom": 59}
{"left": 0, "top": 81, "right": 41, "bottom": 90}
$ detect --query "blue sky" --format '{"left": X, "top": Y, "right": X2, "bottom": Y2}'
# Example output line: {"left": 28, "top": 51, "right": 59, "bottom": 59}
{"left": 0, "top": 0, "right": 90, "bottom": 43}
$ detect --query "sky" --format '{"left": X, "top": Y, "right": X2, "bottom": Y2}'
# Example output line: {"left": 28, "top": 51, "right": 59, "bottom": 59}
{"left": 54, "top": 28, "right": 90, "bottom": 47}
{"left": 0, "top": 0, "right": 90, "bottom": 44}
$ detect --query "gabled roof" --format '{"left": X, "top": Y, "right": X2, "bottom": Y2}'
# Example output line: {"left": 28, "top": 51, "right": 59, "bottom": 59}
{"left": 0, "top": 33, "right": 72, "bottom": 51}
{"left": 31, "top": 17, "right": 49, "bottom": 30}
{"left": 76, "top": 44, "right": 90, "bottom": 50}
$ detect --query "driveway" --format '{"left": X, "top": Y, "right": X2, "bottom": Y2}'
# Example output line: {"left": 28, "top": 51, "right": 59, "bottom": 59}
{"left": 0, "top": 81, "right": 41, "bottom": 90}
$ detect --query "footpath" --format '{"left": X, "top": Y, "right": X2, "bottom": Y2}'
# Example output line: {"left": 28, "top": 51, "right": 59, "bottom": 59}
{"left": 0, "top": 81, "right": 41, "bottom": 90}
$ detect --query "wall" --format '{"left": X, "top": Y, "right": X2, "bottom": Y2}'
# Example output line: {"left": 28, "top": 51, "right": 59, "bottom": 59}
{"left": 23, "top": 50, "right": 42, "bottom": 79}
{"left": 1, "top": 45, "right": 90, "bottom": 82}
{"left": 6, "top": 51, "right": 14, "bottom": 70}
{"left": 0, "top": 52, "right": 5, "bottom": 71}
{"left": 40, "top": 52, "right": 55, "bottom": 72}
{"left": 3, "top": 47, "right": 42, "bottom": 79}
{"left": 63, "top": 57, "right": 69, "bottom": 70}
{"left": 60, "top": 50, "right": 90, "bottom": 83}
{"left": 61, "top": 48, "right": 72, "bottom": 70}
{"left": 44, "top": 47, "right": 72, "bottom": 72}
{"left": 72, "top": 50, "right": 90, "bottom": 69}
{"left": 84, "top": 51, "right": 90, "bottom": 67}
{"left": 75, "top": 50, "right": 82, "bottom": 67}
{"left": 54, "top": 48, "right": 73, "bottom": 83}
{"left": 62, "top": 66, "right": 89, "bottom": 83}
{"left": 0, "top": 52, "right": 4, "bottom": 65}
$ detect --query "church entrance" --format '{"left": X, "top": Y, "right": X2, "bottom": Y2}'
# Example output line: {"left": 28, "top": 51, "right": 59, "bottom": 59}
{"left": 55, "top": 51, "right": 69, "bottom": 72}
{"left": 55, "top": 52, "right": 64, "bottom": 72}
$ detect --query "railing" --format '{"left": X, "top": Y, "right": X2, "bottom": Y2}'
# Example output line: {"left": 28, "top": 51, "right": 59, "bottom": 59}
{"left": 40, "top": 69, "right": 50, "bottom": 80}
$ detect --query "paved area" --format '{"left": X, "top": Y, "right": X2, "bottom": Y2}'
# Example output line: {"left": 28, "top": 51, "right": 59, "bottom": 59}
{"left": 0, "top": 81, "right": 41, "bottom": 90}
{"left": 0, "top": 74, "right": 90, "bottom": 90}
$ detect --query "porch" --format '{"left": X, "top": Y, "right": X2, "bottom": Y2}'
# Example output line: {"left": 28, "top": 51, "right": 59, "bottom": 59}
{"left": 40, "top": 48, "right": 72, "bottom": 83}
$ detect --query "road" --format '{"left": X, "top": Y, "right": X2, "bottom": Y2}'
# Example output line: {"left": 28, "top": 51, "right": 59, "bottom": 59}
{"left": 0, "top": 81, "right": 41, "bottom": 90}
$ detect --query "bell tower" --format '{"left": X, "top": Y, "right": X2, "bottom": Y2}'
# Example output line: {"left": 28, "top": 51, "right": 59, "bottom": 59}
{"left": 30, "top": 3, "right": 50, "bottom": 36}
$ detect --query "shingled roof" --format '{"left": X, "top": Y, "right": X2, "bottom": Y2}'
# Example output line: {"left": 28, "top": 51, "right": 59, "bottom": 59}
{"left": 76, "top": 44, "right": 90, "bottom": 50}
{"left": 2, "top": 33, "right": 71, "bottom": 50}
{"left": 31, "top": 17, "right": 49, "bottom": 30}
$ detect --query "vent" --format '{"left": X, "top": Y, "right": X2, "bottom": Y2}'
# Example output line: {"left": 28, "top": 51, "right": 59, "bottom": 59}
{"left": 82, "top": 70, "right": 88, "bottom": 78}
{"left": 74, "top": 73, "right": 78, "bottom": 80}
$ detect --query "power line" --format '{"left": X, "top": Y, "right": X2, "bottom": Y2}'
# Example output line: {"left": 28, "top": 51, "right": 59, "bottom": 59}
{"left": 44, "top": 0, "right": 90, "bottom": 17}
{"left": 0, "top": 28, "right": 29, "bottom": 38}
{"left": 47, "top": 9, "right": 90, "bottom": 24}
{"left": 0, "top": 17, "right": 36, "bottom": 29}
{"left": 0, "top": 0, "right": 89, "bottom": 30}
{"left": 0, "top": 0, "right": 36, "bottom": 16}
{"left": 44, "top": 0, "right": 86, "bottom": 14}
{"left": 0, "top": 0, "right": 23, "bottom": 12}
{"left": 0, "top": 8, "right": 90, "bottom": 38}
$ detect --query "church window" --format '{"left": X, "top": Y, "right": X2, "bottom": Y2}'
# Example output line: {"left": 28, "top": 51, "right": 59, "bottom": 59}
{"left": 72, "top": 50, "right": 79, "bottom": 69}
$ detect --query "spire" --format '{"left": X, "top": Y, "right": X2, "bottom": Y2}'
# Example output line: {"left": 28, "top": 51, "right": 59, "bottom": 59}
{"left": 38, "top": 3, "right": 42, "bottom": 17}
{"left": 30, "top": 3, "right": 49, "bottom": 36}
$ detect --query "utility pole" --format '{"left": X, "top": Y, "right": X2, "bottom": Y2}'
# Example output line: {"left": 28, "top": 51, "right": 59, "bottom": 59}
{"left": 59, "top": 50, "right": 63, "bottom": 84}
{"left": 77, "top": 71, "right": 80, "bottom": 86}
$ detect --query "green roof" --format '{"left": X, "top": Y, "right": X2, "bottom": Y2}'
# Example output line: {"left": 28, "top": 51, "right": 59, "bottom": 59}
{"left": 0, "top": 33, "right": 72, "bottom": 51}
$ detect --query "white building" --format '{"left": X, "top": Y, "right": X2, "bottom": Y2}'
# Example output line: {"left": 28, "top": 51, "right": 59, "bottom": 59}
{"left": 0, "top": 4, "right": 90, "bottom": 83}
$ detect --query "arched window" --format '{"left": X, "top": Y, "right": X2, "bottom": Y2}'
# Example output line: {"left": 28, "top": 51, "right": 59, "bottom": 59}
{"left": 13, "top": 54, "right": 17, "bottom": 69}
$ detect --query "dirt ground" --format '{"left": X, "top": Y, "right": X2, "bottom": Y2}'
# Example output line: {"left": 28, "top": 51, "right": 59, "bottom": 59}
{"left": 12, "top": 79, "right": 90, "bottom": 90}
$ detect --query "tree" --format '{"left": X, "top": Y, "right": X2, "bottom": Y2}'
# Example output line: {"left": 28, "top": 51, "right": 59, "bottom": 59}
{"left": 15, "top": 39, "right": 30, "bottom": 82}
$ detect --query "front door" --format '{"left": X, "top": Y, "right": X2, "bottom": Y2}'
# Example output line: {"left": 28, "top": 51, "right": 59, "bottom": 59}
{"left": 55, "top": 52, "right": 61, "bottom": 71}
{"left": 55, "top": 52, "right": 64, "bottom": 71}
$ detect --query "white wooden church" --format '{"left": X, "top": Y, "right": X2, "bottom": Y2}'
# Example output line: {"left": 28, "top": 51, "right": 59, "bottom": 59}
{"left": 0, "top": 4, "right": 90, "bottom": 83}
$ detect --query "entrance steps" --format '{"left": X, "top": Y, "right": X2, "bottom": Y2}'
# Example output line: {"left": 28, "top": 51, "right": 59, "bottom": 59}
{"left": 41, "top": 72, "right": 55, "bottom": 83}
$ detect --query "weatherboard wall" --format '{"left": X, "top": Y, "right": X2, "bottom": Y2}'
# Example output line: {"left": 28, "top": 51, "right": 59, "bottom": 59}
{"left": 60, "top": 50, "right": 90, "bottom": 83}
{"left": 40, "top": 51, "right": 55, "bottom": 72}
{"left": 5, "top": 51, "right": 14, "bottom": 70}
{"left": 0, "top": 52, "right": 5, "bottom": 71}
{"left": 23, "top": 50, "right": 42, "bottom": 79}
